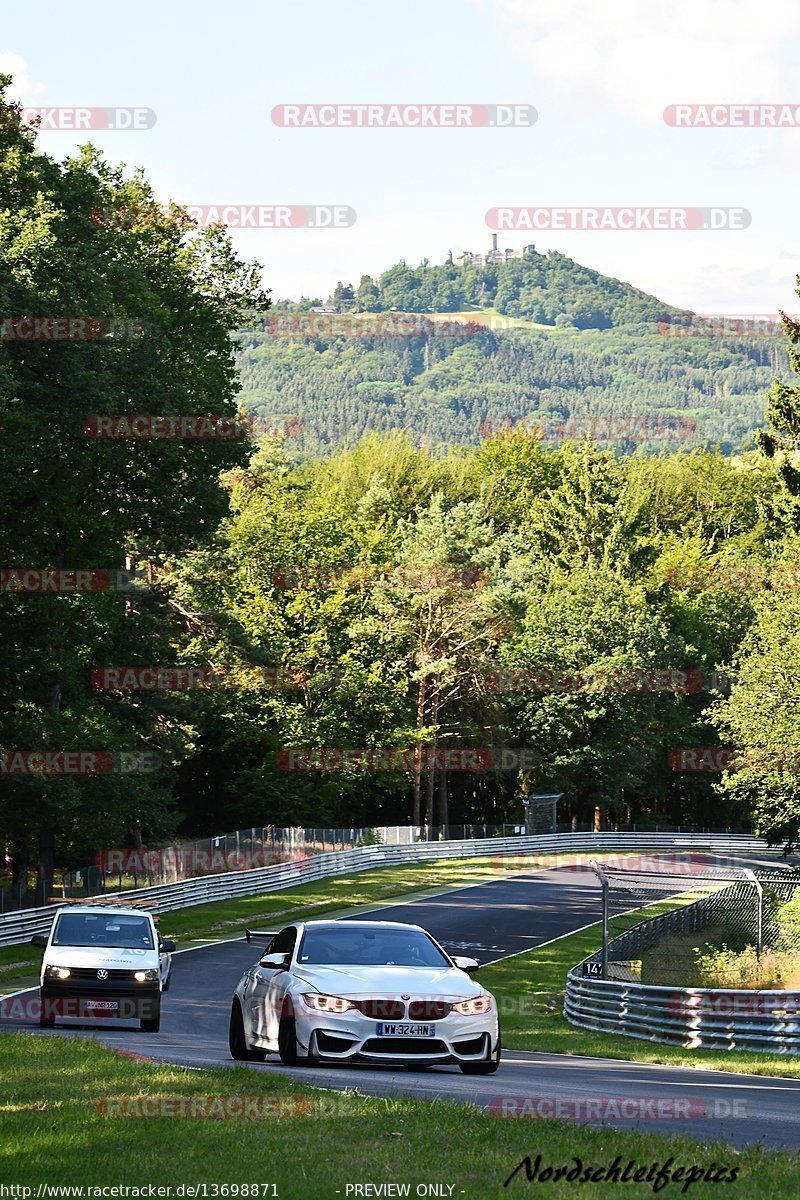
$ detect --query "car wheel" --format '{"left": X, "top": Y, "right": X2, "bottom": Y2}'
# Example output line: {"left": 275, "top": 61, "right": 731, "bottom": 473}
{"left": 278, "top": 999, "right": 316, "bottom": 1066}
{"left": 162, "top": 973, "right": 171, "bottom": 993}
{"left": 458, "top": 1034, "right": 501, "bottom": 1075}
{"left": 39, "top": 1012, "right": 55, "bottom": 1028}
{"left": 141, "top": 1008, "right": 161, "bottom": 1033}
{"left": 229, "top": 999, "right": 266, "bottom": 1062}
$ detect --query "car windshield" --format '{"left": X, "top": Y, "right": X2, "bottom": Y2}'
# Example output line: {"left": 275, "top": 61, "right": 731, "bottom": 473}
{"left": 297, "top": 925, "right": 451, "bottom": 968}
{"left": 52, "top": 913, "right": 154, "bottom": 949}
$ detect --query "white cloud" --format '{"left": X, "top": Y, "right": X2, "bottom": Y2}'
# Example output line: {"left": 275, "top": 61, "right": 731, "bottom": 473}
{"left": 480, "top": 0, "right": 800, "bottom": 119}
{"left": 0, "top": 52, "right": 45, "bottom": 105}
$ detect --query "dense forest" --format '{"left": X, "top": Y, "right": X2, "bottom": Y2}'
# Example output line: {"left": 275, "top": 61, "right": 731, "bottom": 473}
{"left": 4, "top": 75, "right": 800, "bottom": 895}
{"left": 237, "top": 251, "right": 787, "bottom": 455}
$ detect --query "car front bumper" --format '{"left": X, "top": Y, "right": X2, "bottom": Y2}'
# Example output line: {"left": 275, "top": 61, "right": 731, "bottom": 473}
{"left": 292, "top": 1007, "right": 499, "bottom": 1064}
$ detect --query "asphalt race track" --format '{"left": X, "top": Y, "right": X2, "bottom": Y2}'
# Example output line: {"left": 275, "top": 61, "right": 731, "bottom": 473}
{"left": 5, "top": 855, "right": 800, "bottom": 1150}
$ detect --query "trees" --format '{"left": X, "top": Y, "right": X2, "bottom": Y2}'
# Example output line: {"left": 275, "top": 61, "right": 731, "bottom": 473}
{"left": 0, "top": 76, "right": 268, "bottom": 887}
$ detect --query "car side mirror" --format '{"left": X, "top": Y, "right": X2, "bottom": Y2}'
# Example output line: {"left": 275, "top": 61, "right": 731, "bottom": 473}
{"left": 452, "top": 955, "right": 480, "bottom": 973}
{"left": 30, "top": 933, "right": 48, "bottom": 949}
{"left": 160, "top": 939, "right": 176, "bottom": 953}
{"left": 259, "top": 951, "right": 290, "bottom": 970}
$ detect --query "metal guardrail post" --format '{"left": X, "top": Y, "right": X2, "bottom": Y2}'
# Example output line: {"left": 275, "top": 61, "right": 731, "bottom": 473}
{"left": 590, "top": 860, "right": 609, "bottom": 979}
{"left": 742, "top": 868, "right": 764, "bottom": 958}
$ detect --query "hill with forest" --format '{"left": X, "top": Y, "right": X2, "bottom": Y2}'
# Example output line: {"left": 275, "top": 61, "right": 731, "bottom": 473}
{"left": 234, "top": 246, "right": 789, "bottom": 455}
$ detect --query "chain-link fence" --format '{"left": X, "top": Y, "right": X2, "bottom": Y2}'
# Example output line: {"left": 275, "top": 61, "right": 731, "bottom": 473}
{"left": 2, "top": 822, "right": 532, "bottom": 911}
{"left": 588, "top": 857, "right": 800, "bottom": 987}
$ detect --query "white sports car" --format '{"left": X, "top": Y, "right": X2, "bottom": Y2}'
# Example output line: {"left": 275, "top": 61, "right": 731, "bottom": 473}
{"left": 229, "top": 919, "right": 500, "bottom": 1073}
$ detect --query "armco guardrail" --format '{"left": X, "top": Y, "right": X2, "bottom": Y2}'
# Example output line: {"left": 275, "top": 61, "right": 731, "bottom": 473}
{"left": 565, "top": 866, "right": 800, "bottom": 1053}
{"left": 0, "top": 832, "right": 777, "bottom": 948}
{"left": 565, "top": 974, "right": 800, "bottom": 1053}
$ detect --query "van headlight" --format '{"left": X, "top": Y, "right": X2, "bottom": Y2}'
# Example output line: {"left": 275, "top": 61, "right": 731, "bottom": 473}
{"left": 133, "top": 969, "right": 159, "bottom": 982}
{"left": 451, "top": 995, "right": 492, "bottom": 1016}
{"left": 44, "top": 966, "right": 71, "bottom": 980}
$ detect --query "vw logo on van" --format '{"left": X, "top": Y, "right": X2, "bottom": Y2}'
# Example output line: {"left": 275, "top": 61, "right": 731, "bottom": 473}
{"left": 97, "top": 969, "right": 108, "bottom": 980}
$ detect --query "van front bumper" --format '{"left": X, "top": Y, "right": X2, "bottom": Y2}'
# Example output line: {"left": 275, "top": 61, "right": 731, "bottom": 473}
{"left": 40, "top": 981, "right": 160, "bottom": 1022}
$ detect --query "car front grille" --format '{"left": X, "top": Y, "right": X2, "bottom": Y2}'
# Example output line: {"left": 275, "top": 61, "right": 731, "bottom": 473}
{"left": 361, "top": 1037, "right": 449, "bottom": 1056}
{"left": 407, "top": 1000, "right": 450, "bottom": 1020}
{"left": 353, "top": 999, "right": 406, "bottom": 1020}
{"left": 60, "top": 967, "right": 141, "bottom": 980}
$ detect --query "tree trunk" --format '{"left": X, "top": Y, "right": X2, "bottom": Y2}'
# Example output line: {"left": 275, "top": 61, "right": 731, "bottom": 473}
{"left": 425, "top": 754, "right": 436, "bottom": 839}
{"left": 438, "top": 769, "right": 448, "bottom": 839}
{"left": 11, "top": 835, "right": 29, "bottom": 886}
{"left": 412, "top": 676, "right": 426, "bottom": 829}
{"left": 38, "top": 822, "right": 55, "bottom": 902}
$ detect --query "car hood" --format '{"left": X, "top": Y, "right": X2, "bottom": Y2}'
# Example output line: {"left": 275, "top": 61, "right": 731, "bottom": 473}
{"left": 291, "top": 964, "right": 485, "bottom": 999}
{"left": 45, "top": 945, "right": 158, "bottom": 969}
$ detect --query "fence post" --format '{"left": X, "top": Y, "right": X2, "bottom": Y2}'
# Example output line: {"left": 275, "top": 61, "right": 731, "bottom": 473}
{"left": 590, "top": 861, "right": 609, "bottom": 979}
{"left": 743, "top": 868, "right": 764, "bottom": 959}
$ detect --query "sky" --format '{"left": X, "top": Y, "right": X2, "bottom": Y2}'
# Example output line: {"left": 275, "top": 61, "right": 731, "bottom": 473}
{"left": 2, "top": 0, "right": 800, "bottom": 313}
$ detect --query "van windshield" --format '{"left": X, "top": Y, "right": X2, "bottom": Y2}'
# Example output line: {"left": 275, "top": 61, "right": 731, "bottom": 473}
{"left": 52, "top": 912, "right": 154, "bottom": 949}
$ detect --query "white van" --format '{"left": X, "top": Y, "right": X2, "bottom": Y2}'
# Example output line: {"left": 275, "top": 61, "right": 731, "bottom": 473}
{"left": 31, "top": 904, "right": 174, "bottom": 1032}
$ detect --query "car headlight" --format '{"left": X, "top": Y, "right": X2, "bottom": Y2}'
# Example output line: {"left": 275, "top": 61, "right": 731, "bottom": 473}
{"left": 301, "top": 992, "right": 355, "bottom": 1013}
{"left": 451, "top": 994, "right": 493, "bottom": 1016}
{"left": 133, "top": 969, "right": 159, "bottom": 982}
{"left": 44, "top": 966, "right": 71, "bottom": 980}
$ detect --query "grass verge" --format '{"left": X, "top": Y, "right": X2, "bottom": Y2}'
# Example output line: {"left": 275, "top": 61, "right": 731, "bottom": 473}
{"left": 1, "top": 1032, "right": 796, "bottom": 1196}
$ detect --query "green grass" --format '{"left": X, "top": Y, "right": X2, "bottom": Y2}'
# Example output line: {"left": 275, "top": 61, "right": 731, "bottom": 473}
{"left": 480, "top": 900, "right": 800, "bottom": 1079}
{"left": 1, "top": 1033, "right": 797, "bottom": 1196}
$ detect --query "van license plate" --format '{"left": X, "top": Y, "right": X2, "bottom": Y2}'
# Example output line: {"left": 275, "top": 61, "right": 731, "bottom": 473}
{"left": 84, "top": 1000, "right": 118, "bottom": 1013}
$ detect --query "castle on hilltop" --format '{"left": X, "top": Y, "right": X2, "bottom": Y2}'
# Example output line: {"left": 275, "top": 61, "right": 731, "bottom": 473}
{"left": 456, "top": 234, "right": 537, "bottom": 266}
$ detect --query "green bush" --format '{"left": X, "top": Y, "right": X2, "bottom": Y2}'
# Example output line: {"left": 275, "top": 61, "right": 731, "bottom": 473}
{"left": 692, "top": 942, "right": 800, "bottom": 989}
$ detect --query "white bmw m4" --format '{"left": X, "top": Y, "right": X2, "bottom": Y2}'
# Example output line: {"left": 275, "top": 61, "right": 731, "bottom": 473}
{"left": 229, "top": 919, "right": 500, "bottom": 1073}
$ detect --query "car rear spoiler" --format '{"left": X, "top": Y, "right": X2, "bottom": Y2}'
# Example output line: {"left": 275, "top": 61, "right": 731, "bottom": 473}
{"left": 245, "top": 928, "right": 279, "bottom": 944}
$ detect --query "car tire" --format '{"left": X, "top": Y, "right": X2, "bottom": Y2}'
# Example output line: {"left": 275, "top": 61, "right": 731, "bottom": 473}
{"left": 458, "top": 1034, "right": 501, "bottom": 1075}
{"left": 229, "top": 999, "right": 266, "bottom": 1062}
{"left": 162, "top": 973, "right": 171, "bottom": 993}
{"left": 277, "top": 1000, "right": 317, "bottom": 1066}
{"left": 141, "top": 1009, "right": 161, "bottom": 1033}
{"left": 39, "top": 1011, "right": 55, "bottom": 1028}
